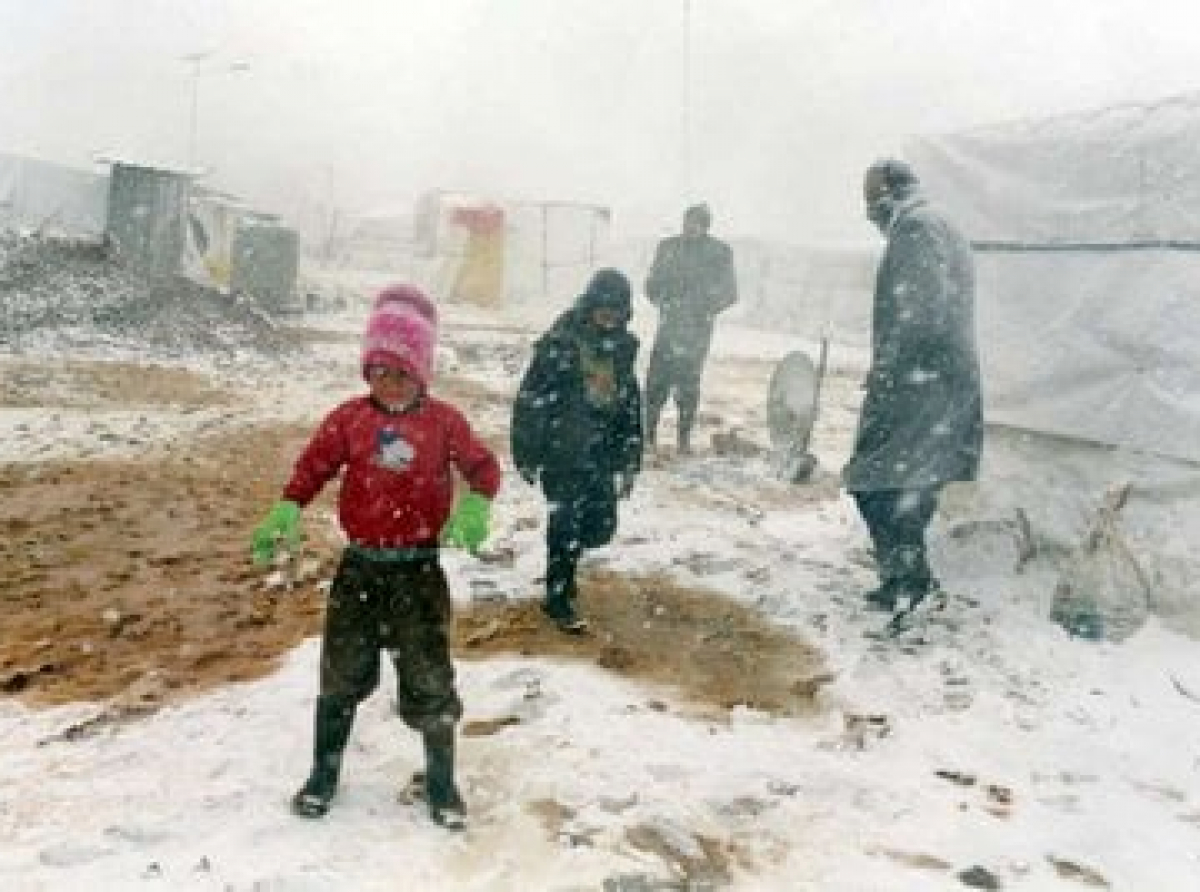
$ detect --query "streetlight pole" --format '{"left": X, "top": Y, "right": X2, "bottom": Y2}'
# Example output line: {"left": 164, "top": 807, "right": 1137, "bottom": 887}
{"left": 682, "top": 0, "right": 692, "bottom": 203}
{"left": 182, "top": 51, "right": 211, "bottom": 171}
{"left": 181, "top": 53, "right": 249, "bottom": 173}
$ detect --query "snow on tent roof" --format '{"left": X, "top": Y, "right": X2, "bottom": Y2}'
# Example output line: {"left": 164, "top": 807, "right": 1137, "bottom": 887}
{"left": 906, "top": 95, "right": 1200, "bottom": 464}
{"left": 907, "top": 92, "right": 1200, "bottom": 244}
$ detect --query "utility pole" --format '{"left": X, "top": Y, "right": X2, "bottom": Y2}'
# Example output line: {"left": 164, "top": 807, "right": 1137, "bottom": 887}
{"left": 181, "top": 53, "right": 249, "bottom": 172}
{"left": 182, "top": 51, "right": 211, "bottom": 171}
{"left": 682, "top": 0, "right": 692, "bottom": 203}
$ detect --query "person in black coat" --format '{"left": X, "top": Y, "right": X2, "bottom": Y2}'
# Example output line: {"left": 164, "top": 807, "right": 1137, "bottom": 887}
{"left": 844, "top": 159, "right": 983, "bottom": 612}
{"left": 511, "top": 269, "right": 643, "bottom": 632}
{"left": 643, "top": 203, "right": 738, "bottom": 454}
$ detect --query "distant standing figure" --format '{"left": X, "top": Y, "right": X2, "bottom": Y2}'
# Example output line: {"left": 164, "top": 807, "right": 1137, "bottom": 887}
{"left": 511, "top": 269, "right": 643, "bottom": 633}
{"left": 843, "top": 159, "right": 982, "bottom": 612}
{"left": 643, "top": 203, "right": 738, "bottom": 454}
{"left": 251, "top": 284, "right": 502, "bottom": 828}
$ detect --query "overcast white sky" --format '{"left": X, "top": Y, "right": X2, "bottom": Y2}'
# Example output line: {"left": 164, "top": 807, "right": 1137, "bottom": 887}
{"left": 4, "top": 0, "right": 1200, "bottom": 240}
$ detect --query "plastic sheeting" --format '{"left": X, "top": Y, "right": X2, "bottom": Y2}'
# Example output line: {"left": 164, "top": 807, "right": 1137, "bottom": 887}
{"left": 908, "top": 95, "right": 1200, "bottom": 463}
{"left": 942, "top": 425, "right": 1200, "bottom": 638}
{"left": 908, "top": 94, "right": 1200, "bottom": 244}
{"left": 0, "top": 153, "right": 108, "bottom": 236}
{"left": 973, "top": 249, "right": 1200, "bottom": 462}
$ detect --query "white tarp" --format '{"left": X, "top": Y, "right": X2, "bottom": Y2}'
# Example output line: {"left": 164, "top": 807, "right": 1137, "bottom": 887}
{"left": 413, "top": 191, "right": 610, "bottom": 307}
{"left": 0, "top": 153, "right": 108, "bottom": 236}
{"left": 908, "top": 94, "right": 1200, "bottom": 243}
{"left": 908, "top": 95, "right": 1200, "bottom": 464}
{"left": 909, "top": 96, "right": 1200, "bottom": 638}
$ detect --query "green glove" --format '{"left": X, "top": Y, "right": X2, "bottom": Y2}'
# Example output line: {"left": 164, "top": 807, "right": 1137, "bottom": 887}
{"left": 441, "top": 492, "right": 491, "bottom": 554}
{"left": 251, "top": 499, "right": 302, "bottom": 565}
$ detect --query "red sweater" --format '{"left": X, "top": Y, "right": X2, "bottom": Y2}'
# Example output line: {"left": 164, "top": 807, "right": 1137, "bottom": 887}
{"left": 283, "top": 395, "right": 501, "bottom": 548}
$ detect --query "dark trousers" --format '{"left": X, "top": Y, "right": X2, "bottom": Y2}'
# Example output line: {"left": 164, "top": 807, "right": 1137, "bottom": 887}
{"left": 542, "top": 469, "right": 617, "bottom": 609}
{"left": 319, "top": 549, "right": 462, "bottom": 732}
{"left": 644, "top": 335, "right": 711, "bottom": 445}
{"left": 852, "top": 487, "right": 942, "bottom": 592}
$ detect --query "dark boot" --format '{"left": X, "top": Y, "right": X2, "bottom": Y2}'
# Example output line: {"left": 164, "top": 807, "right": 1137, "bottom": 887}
{"left": 423, "top": 724, "right": 466, "bottom": 830}
{"left": 543, "top": 552, "right": 587, "bottom": 633}
{"left": 291, "top": 695, "right": 355, "bottom": 818}
{"left": 541, "top": 593, "right": 588, "bottom": 633}
{"left": 864, "top": 579, "right": 899, "bottom": 611}
{"left": 865, "top": 576, "right": 937, "bottom": 613}
{"left": 644, "top": 406, "right": 661, "bottom": 451}
{"left": 677, "top": 407, "right": 695, "bottom": 456}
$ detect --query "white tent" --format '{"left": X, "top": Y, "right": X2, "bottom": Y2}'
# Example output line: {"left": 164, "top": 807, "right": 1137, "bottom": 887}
{"left": 907, "top": 95, "right": 1200, "bottom": 636}
{"left": 0, "top": 152, "right": 107, "bottom": 237}
{"left": 400, "top": 189, "right": 609, "bottom": 308}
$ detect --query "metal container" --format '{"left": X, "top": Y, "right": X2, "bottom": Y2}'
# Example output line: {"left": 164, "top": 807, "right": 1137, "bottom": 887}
{"left": 230, "top": 219, "right": 300, "bottom": 312}
{"left": 105, "top": 162, "right": 191, "bottom": 273}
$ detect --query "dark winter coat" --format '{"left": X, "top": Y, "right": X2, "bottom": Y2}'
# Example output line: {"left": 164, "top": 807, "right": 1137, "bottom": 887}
{"left": 644, "top": 233, "right": 738, "bottom": 357}
{"left": 511, "top": 303, "right": 642, "bottom": 485}
{"left": 842, "top": 194, "right": 983, "bottom": 492}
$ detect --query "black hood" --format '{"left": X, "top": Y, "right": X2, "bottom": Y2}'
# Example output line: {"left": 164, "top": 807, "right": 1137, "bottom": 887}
{"left": 573, "top": 268, "right": 632, "bottom": 323}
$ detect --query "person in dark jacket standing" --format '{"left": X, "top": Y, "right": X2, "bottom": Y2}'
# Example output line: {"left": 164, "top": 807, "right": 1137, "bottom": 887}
{"left": 643, "top": 203, "right": 738, "bottom": 455}
{"left": 251, "top": 284, "right": 502, "bottom": 828}
{"left": 512, "top": 269, "right": 643, "bottom": 633}
{"left": 843, "top": 159, "right": 982, "bottom": 613}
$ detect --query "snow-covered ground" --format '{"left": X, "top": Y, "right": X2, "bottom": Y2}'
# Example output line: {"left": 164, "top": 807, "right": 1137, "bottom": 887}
{"left": 2, "top": 291, "right": 1199, "bottom": 891}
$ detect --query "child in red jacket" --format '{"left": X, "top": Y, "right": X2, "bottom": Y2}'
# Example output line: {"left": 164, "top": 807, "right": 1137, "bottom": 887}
{"left": 252, "top": 284, "right": 501, "bottom": 829}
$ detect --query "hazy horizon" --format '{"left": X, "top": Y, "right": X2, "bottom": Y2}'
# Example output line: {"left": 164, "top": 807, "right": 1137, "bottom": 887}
{"left": 5, "top": 0, "right": 1200, "bottom": 242}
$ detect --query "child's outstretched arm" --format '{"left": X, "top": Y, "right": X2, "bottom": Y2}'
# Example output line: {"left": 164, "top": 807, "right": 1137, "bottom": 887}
{"left": 250, "top": 408, "right": 349, "bottom": 564}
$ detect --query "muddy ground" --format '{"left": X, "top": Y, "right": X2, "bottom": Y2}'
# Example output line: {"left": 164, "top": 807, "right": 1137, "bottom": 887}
{"left": 0, "top": 358, "right": 827, "bottom": 720}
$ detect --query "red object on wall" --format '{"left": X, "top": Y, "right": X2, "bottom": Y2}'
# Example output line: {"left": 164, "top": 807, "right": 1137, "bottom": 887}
{"left": 451, "top": 204, "right": 505, "bottom": 235}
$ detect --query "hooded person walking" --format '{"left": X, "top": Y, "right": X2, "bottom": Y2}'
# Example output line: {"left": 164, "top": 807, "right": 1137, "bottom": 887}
{"left": 251, "top": 284, "right": 502, "bottom": 828}
{"left": 843, "top": 159, "right": 983, "bottom": 613}
{"left": 511, "top": 269, "right": 643, "bottom": 633}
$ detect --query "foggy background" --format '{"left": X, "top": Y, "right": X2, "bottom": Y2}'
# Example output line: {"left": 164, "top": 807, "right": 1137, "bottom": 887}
{"left": 3, "top": 0, "right": 1200, "bottom": 242}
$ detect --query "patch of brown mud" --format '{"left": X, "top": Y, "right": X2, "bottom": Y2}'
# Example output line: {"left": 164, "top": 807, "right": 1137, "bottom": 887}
{"left": 1, "top": 358, "right": 827, "bottom": 723}
{"left": 624, "top": 822, "right": 734, "bottom": 886}
{"left": 0, "top": 423, "right": 336, "bottom": 706}
{"left": 456, "top": 570, "right": 828, "bottom": 719}
{"left": 1, "top": 428, "right": 826, "bottom": 718}
{"left": 0, "top": 358, "right": 233, "bottom": 409}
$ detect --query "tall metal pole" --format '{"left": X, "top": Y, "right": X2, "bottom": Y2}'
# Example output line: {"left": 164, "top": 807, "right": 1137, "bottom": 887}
{"left": 187, "top": 71, "right": 200, "bottom": 170}
{"left": 182, "top": 52, "right": 210, "bottom": 171}
{"left": 682, "top": 0, "right": 692, "bottom": 203}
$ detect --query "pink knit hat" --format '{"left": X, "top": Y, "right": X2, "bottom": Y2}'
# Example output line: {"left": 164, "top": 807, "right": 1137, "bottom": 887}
{"left": 361, "top": 284, "right": 439, "bottom": 388}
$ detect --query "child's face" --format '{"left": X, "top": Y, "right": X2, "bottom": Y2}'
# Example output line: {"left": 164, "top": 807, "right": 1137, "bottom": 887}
{"left": 590, "top": 306, "right": 623, "bottom": 330}
{"left": 366, "top": 363, "right": 421, "bottom": 408}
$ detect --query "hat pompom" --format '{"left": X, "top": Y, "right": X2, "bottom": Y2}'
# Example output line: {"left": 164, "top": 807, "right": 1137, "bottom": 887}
{"left": 374, "top": 283, "right": 438, "bottom": 325}
{"left": 362, "top": 284, "right": 438, "bottom": 387}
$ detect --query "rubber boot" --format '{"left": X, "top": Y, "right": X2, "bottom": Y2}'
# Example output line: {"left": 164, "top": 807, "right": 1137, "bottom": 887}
{"left": 882, "top": 545, "right": 935, "bottom": 613}
{"left": 542, "top": 551, "right": 587, "bottom": 633}
{"left": 677, "top": 407, "right": 695, "bottom": 456}
{"left": 644, "top": 405, "right": 661, "bottom": 451}
{"left": 291, "top": 695, "right": 355, "bottom": 818}
{"left": 423, "top": 724, "right": 466, "bottom": 830}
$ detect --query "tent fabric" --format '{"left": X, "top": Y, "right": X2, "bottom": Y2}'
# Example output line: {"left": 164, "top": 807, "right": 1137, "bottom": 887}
{"left": 973, "top": 250, "right": 1200, "bottom": 462}
{"left": 907, "top": 96, "right": 1200, "bottom": 463}
{"left": 908, "top": 94, "right": 1200, "bottom": 244}
{"left": 0, "top": 153, "right": 108, "bottom": 236}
